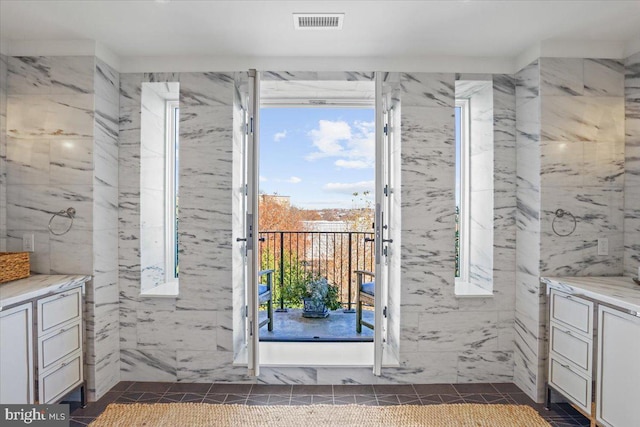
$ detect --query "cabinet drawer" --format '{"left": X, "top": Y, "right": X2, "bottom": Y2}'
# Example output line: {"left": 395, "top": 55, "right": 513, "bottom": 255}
{"left": 550, "top": 289, "right": 593, "bottom": 336}
{"left": 38, "top": 351, "right": 83, "bottom": 404}
{"left": 37, "top": 287, "right": 82, "bottom": 336}
{"left": 550, "top": 322, "right": 592, "bottom": 373}
{"left": 38, "top": 321, "right": 82, "bottom": 373}
{"left": 549, "top": 357, "right": 591, "bottom": 413}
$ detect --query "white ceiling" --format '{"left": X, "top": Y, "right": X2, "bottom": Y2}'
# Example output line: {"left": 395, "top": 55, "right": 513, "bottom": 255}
{"left": 1, "top": 0, "right": 639, "bottom": 72}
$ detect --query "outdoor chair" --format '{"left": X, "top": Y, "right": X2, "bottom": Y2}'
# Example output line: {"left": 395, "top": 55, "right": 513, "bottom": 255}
{"left": 355, "top": 270, "right": 375, "bottom": 333}
{"left": 258, "top": 269, "right": 274, "bottom": 331}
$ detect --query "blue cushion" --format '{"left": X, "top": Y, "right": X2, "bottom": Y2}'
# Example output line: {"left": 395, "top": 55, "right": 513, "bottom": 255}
{"left": 361, "top": 281, "right": 375, "bottom": 296}
{"left": 258, "top": 284, "right": 269, "bottom": 295}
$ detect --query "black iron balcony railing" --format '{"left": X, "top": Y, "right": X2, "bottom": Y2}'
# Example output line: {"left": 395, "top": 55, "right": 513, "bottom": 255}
{"left": 258, "top": 231, "right": 375, "bottom": 311}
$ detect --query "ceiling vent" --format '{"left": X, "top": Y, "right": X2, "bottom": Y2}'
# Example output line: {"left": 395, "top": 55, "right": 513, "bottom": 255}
{"left": 293, "top": 13, "right": 344, "bottom": 30}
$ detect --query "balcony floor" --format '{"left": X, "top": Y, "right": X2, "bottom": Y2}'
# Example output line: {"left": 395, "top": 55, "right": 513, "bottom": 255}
{"left": 258, "top": 308, "right": 374, "bottom": 342}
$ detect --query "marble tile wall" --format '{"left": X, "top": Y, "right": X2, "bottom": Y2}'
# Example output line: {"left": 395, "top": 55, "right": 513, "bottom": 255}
{"left": 625, "top": 52, "right": 640, "bottom": 276}
{"left": 513, "top": 57, "right": 626, "bottom": 403}
{"left": 0, "top": 54, "right": 6, "bottom": 251}
{"left": 514, "top": 59, "right": 545, "bottom": 402}
{"left": 4, "top": 56, "right": 120, "bottom": 401}
{"left": 121, "top": 71, "right": 517, "bottom": 385}
{"left": 89, "top": 58, "right": 120, "bottom": 399}
{"left": 539, "top": 58, "right": 625, "bottom": 277}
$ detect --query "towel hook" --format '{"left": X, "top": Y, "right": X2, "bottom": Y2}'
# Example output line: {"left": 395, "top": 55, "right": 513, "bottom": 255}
{"left": 552, "top": 208, "right": 577, "bottom": 237}
{"left": 48, "top": 207, "right": 76, "bottom": 236}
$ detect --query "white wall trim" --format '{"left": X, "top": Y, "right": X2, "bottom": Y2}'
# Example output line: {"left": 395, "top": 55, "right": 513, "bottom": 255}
{"left": 6, "top": 39, "right": 97, "bottom": 56}
{"left": 2, "top": 38, "right": 638, "bottom": 74}
{"left": 2, "top": 39, "right": 120, "bottom": 70}
{"left": 119, "top": 54, "right": 515, "bottom": 74}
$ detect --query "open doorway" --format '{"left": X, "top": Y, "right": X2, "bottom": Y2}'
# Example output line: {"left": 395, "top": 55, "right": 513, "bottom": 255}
{"left": 257, "top": 105, "right": 375, "bottom": 342}
{"left": 233, "top": 72, "right": 401, "bottom": 372}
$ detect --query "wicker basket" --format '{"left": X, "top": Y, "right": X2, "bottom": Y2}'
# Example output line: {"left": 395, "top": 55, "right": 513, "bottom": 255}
{"left": 0, "top": 252, "right": 31, "bottom": 284}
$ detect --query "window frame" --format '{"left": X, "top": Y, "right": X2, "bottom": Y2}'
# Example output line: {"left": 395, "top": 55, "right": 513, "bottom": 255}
{"left": 455, "top": 98, "right": 470, "bottom": 284}
{"left": 165, "top": 100, "right": 180, "bottom": 282}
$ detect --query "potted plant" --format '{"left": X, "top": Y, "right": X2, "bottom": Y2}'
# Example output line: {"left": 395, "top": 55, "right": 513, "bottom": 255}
{"left": 300, "top": 277, "right": 341, "bottom": 318}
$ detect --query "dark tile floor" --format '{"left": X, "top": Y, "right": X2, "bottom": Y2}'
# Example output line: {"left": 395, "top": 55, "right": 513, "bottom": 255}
{"left": 67, "top": 382, "right": 590, "bottom": 427}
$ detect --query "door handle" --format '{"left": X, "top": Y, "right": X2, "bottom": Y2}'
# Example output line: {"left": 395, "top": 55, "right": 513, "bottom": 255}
{"left": 364, "top": 237, "right": 375, "bottom": 243}
{"left": 383, "top": 239, "right": 393, "bottom": 243}
{"left": 236, "top": 238, "right": 247, "bottom": 242}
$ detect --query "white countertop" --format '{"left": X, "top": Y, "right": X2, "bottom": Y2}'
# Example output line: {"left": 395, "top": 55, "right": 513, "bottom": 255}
{"left": 0, "top": 274, "right": 91, "bottom": 311}
{"left": 541, "top": 276, "right": 640, "bottom": 314}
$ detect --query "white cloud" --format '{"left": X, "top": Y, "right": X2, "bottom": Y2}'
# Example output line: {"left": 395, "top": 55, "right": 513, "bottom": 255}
{"left": 259, "top": 175, "right": 267, "bottom": 182}
{"left": 285, "top": 176, "right": 302, "bottom": 184}
{"left": 273, "top": 130, "right": 287, "bottom": 142}
{"left": 305, "top": 120, "right": 375, "bottom": 167}
{"left": 323, "top": 180, "right": 374, "bottom": 194}
{"left": 305, "top": 120, "right": 351, "bottom": 160}
{"left": 334, "top": 159, "right": 372, "bottom": 169}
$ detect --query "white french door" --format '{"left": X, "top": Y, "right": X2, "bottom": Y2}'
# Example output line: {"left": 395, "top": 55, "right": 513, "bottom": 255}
{"left": 245, "top": 69, "right": 261, "bottom": 376}
{"left": 373, "top": 72, "right": 393, "bottom": 375}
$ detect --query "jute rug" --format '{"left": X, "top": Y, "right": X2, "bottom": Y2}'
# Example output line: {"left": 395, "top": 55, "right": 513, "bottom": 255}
{"left": 89, "top": 403, "right": 551, "bottom": 426}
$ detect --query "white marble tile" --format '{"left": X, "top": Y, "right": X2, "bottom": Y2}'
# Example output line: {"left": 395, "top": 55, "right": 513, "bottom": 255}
{"left": 50, "top": 228, "right": 93, "bottom": 275}
{"left": 541, "top": 96, "right": 625, "bottom": 142}
{"left": 7, "top": 94, "right": 94, "bottom": 139}
{"left": 540, "top": 140, "right": 584, "bottom": 188}
{"left": 515, "top": 97, "right": 540, "bottom": 146}
{"left": 379, "top": 352, "right": 458, "bottom": 384}
{"left": 6, "top": 137, "right": 50, "bottom": 184}
{"left": 95, "top": 59, "right": 120, "bottom": 106}
{"left": 258, "top": 368, "right": 317, "bottom": 384}
{"left": 120, "top": 349, "right": 177, "bottom": 382}
{"left": 416, "top": 311, "right": 498, "bottom": 352}
{"left": 8, "top": 56, "right": 94, "bottom": 95}
{"left": 400, "top": 269, "right": 457, "bottom": 314}
{"left": 180, "top": 72, "right": 234, "bottom": 106}
{"left": 400, "top": 73, "right": 454, "bottom": 108}
{"left": 457, "top": 351, "right": 514, "bottom": 383}
{"left": 176, "top": 350, "right": 249, "bottom": 382}
{"left": 584, "top": 59, "right": 625, "bottom": 97}
{"left": 49, "top": 138, "right": 93, "bottom": 185}
{"left": 515, "top": 60, "right": 539, "bottom": 104}
{"left": 540, "top": 58, "right": 584, "bottom": 96}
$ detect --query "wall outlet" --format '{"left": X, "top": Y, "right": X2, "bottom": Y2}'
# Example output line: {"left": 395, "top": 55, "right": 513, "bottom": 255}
{"left": 22, "top": 233, "right": 35, "bottom": 252}
{"left": 597, "top": 238, "right": 609, "bottom": 256}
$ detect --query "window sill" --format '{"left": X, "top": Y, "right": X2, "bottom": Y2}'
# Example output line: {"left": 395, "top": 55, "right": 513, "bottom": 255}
{"left": 140, "top": 281, "right": 179, "bottom": 298}
{"left": 454, "top": 281, "right": 493, "bottom": 298}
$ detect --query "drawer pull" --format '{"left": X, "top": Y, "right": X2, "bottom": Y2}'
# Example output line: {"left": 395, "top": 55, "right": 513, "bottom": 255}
{"left": 59, "top": 327, "right": 68, "bottom": 334}
{"left": 58, "top": 293, "right": 68, "bottom": 299}
{"left": 560, "top": 362, "right": 571, "bottom": 371}
{"left": 60, "top": 362, "right": 68, "bottom": 368}
{"left": 564, "top": 329, "right": 572, "bottom": 336}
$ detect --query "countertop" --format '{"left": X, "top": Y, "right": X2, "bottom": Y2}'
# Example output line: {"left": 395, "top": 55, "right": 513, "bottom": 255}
{"left": 541, "top": 276, "right": 640, "bottom": 314}
{"left": 0, "top": 274, "right": 91, "bottom": 311}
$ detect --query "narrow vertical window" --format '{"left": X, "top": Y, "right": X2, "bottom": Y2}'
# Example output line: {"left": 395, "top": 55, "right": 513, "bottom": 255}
{"left": 166, "top": 101, "right": 180, "bottom": 281}
{"left": 455, "top": 99, "right": 470, "bottom": 283}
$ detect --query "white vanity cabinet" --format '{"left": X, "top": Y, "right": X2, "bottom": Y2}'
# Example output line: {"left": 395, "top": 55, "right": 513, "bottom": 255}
{"left": 0, "top": 276, "right": 88, "bottom": 405}
{"left": 36, "top": 287, "right": 84, "bottom": 404}
{"left": 543, "top": 276, "right": 640, "bottom": 427}
{"left": 0, "top": 302, "right": 34, "bottom": 404}
{"left": 596, "top": 305, "right": 640, "bottom": 427}
{"left": 547, "top": 289, "right": 593, "bottom": 414}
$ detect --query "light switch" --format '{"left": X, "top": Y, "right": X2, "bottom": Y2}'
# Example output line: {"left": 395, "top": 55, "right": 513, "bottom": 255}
{"left": 22, "top": 233, "right": 35, "bottom": 252}
{"left": 597, "top": 238, "right": 609, "bottom": 256}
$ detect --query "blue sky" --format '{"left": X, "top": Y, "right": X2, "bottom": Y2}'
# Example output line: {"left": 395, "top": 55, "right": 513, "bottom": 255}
{"left": 259, "top": 107, "right": 375, "bottom": 209}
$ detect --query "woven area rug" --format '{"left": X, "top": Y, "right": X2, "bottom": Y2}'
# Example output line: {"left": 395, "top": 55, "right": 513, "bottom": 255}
{"left": 89, "top": 403, "right": 551, "bottom": 426}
